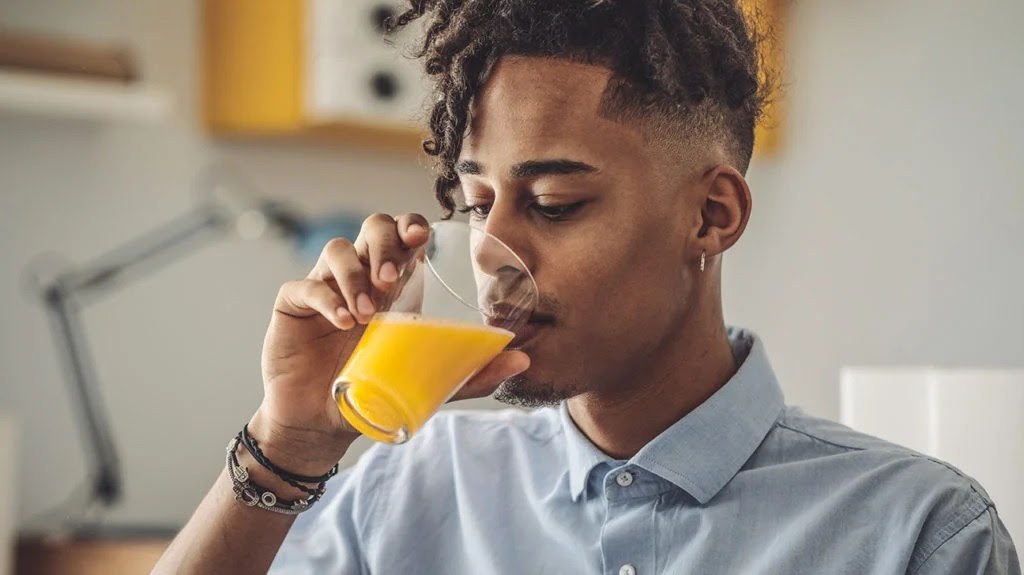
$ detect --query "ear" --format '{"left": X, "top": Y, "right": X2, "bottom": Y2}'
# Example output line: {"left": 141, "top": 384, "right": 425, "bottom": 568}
{"left": 695, "top": 165, "right": 752, "bottom": 259}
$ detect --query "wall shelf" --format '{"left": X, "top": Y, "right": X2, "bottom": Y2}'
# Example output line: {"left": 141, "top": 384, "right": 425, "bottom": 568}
{"left": 0, "top": 69, "right": 172, "bottom": 123}
{"left": 202, "top": 0, "right": 427, "bottom": 156}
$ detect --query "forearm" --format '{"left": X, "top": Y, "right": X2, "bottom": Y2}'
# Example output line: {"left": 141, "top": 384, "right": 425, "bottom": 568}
{"left": 152, "top": 467, "right": 298, "bottom": 575}
{"left": 153, "top": 414, "right": 358, "bottom": 575}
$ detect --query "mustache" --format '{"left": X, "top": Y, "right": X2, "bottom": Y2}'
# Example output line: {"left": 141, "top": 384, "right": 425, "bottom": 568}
{"left": 484, "top": 292, "right": 561, "bottom": 322}
{"left": 530, "top": 293, "right": 561, "bottom": 321}
{"left": 478, "top": 269, "right": 561, "bottom": 319}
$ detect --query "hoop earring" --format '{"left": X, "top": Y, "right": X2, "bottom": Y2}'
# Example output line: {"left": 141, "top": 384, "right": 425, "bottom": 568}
{"left": 699, "top": 250, "right": 706, "bottom": 273}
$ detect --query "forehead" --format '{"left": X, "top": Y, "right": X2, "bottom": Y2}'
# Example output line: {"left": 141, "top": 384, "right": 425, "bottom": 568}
{"left": 462, "top": 56, "right": 647, "bottom": 163}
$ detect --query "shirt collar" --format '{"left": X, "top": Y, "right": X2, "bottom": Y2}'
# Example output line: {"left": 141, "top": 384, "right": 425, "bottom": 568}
{"left": 560, "top": 402, "right": 613, "bottom": 499}
{"left": 560, "top": 327, "right": 785, "bottom": 504}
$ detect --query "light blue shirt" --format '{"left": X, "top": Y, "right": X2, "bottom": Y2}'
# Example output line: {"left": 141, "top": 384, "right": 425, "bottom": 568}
{"left": 272, "top": 328, "right": 1019, "bottom": 574}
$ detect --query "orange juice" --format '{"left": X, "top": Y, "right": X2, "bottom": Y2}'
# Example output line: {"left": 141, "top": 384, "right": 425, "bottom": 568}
{"left": 333, "top": 312, "right": 514, "bottom": 443}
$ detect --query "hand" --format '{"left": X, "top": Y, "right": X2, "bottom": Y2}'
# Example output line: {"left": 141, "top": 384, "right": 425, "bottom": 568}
{"left": 251, "top": 213, "right": 530, "bottom": 473}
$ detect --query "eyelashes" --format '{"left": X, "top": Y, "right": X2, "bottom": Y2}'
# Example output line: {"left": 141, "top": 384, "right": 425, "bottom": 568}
{"left": 457, "top": 203, "right": 491, "bottom": 218}
{"left": 457, "top": 201, "right": 586, "bottom": 222}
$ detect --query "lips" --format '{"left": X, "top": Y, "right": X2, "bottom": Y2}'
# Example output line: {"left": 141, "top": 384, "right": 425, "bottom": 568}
{"left": 505, "top": 318, "right": 553, "bottom": 349}
{"left": 483, "top": 302, "right": 555, "bottom": 349}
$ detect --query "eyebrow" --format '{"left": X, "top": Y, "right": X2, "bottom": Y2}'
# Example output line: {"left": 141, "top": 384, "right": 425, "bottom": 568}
{"left": 454, "top": 159, "right": 599, "bottom": 179}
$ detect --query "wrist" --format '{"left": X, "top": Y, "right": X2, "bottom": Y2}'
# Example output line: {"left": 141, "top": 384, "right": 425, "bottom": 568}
{"left": 247, "top": 410, "right": 358, "bottom": 477}
{"left": 233, "top": 445, "right": 317, "bottom": 502}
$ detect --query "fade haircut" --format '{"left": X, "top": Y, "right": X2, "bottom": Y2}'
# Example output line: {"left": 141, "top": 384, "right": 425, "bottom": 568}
{"left": 389, "top": 0, "right": 773, "bottom": 215}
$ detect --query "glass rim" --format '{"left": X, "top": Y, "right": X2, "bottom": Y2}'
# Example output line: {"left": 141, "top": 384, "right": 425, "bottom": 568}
{"left": 423, "top": 220, "right": 539, "bottom": 317}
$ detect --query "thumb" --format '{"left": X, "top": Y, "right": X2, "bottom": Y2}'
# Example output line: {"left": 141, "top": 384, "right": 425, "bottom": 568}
{"left": 449, "top": 350, "right": 530, "bottom": 402}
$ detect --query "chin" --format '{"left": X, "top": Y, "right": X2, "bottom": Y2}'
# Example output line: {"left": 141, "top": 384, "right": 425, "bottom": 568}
{"left": 493, "top": 371, "right": 579, "bottom": 408}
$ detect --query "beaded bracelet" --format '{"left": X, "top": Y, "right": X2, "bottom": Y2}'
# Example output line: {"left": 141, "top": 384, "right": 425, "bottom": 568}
{"left": 225, "top": 436, "right": 324, "bottom": 515}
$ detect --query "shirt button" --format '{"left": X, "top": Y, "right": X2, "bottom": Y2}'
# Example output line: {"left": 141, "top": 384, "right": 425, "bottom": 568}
{"left": 619, "top": 565, "right": 636, "bottom": 575}
{"left": 615, "top": 471, "right": 634, "bottom": 487}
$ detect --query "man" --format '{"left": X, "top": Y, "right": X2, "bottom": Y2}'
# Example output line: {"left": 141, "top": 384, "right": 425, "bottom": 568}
{"left": 155, "top": 1, "right": 1019, "bottom": 573}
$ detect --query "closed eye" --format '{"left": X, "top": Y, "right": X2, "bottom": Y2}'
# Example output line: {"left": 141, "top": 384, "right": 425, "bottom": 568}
{"left": 533, "top": 202, "right": 584, "bottom": 220}
{"left": 457, "top": 201, "right": 586, "bottom": 222}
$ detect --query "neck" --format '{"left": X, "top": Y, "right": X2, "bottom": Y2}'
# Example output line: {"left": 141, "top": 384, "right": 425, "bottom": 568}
{"left": 566, "top": 295, "right": 737, "bottom": 460}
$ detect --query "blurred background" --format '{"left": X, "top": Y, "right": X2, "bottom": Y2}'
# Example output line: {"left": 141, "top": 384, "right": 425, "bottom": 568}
{"left": 0, "top": 0, "right": 1021, "bottom": 572}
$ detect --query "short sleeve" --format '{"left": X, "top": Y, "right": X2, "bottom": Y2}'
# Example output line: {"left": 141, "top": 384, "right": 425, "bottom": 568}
{"left": 909, "top": 505, "right": 1021, "bottom": 575}
{"left": 270, "top": 444, "right": 392, "bottom": 575}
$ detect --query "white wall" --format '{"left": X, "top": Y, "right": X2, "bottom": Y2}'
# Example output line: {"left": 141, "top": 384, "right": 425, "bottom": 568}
{"left": 0, "top": 0, "right": 1021, "bottom": 530}
{"left": 725, "top": 0, "right": 1024, "bottom": 419}
{"left": 0, "top": 0, "right": 435, "bottom": 529}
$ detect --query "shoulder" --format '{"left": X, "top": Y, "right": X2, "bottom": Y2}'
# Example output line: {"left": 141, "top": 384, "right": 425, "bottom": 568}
{"left": 772, "top": 406, "right": 991, "bottom": 500}
{"left": 764, "top": 407, "right": 997, "bottom": 566}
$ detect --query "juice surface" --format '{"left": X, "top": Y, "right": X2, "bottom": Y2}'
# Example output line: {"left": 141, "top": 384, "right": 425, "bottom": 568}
{"left": 336, "top": 312, "right": 514, "bottom": 441}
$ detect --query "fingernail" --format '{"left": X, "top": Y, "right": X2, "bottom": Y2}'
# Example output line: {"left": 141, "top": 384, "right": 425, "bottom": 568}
{"left": 379, "top": 261, "right": 399, "bottom": 282}
{"left": 356, "top": 293, "right": 375, "bottom": 316}
{"left": 335, "top": 307, "right": 355, "bottom": 329}
{"left": 407, "top": 223, "right": 427, "bottom": 235}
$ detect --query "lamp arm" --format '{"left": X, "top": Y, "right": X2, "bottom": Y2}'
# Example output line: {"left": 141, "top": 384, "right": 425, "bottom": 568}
{"left": 58, "top": 204, "right": 228, "bottom": 298}
{"left": 43, "top": 290, "right": 121, "bottom": 505}
{"left": 41, "top": 203, "right": 231, "bottom": 509}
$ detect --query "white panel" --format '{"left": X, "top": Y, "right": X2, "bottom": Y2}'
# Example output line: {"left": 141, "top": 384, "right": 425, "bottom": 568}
{"left": 309, "top": 53, "right": 428, "bottom": 124}
{"left": 309, "top": 0, "right": 415, "bottom": 58}
{"left": 839, "top": 367, "right": 933, "bottom": 453}
{"left": 930, "top": 370, "right": 1024, "bottom": 544}
{"left": 307, "top": 0, "right": 428, "bottom": 126}
{"left": 840, "top": 367, "right": 1024, "bottom": 543}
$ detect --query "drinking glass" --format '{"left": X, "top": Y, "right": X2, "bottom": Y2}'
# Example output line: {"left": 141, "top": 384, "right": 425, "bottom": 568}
{"left": 332, "top": 221, "right": 538, "bottom": 443}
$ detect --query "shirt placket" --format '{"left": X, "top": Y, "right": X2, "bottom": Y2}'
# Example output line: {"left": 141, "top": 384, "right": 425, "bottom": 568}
{"left": 599, "top": 465, "right": 658, "bottom": 575}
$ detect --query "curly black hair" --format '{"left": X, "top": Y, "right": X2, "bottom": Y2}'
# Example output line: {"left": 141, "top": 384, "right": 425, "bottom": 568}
{"left": 388, "top": 0, "right": 772, "bottom": 216}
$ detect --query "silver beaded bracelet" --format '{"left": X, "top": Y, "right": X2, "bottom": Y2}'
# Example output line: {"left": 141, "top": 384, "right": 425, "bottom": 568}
{"left": 225, "top": 436, "right": 320, "bottom": 515}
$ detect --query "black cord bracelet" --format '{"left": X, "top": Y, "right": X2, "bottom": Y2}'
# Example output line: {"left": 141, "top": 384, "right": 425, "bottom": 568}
{"left": 237, "top": 429, "right": 326, "bottom": 498}
{"left": 239, "top": 424, "right": 339, "bottom": 489}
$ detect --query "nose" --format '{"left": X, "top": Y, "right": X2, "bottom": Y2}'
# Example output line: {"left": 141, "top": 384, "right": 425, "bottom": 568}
{"left": 469, "top": 210, "right": 536, "bottom": 320}
{"left": 471, "top": 234, "right": 535, "bottom": 322}
{"left": 472, "top": 234, "right": 521, "bottom": 278}
{"left": 474, "top": 198, "right": 534, "bottom": 275}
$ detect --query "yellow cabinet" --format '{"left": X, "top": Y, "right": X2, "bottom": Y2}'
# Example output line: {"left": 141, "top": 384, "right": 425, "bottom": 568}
{"left": 202, "top": 0, "right": 428, "bottom": 153}
{"left": 202, "top": 0, "right": 783, "bottom": 156}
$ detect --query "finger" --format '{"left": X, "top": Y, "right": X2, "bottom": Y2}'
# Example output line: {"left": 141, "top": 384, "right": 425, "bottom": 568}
{"left": 274, "top": 279, "right": 356, "bottom": 330}
{"left": 451, "top": 350, "right": 530, "bottom": 401}
{"left": 319, "top": 237, "right": 376, "bottom": 324}
{"left": 355, "top": 213, "right": 431, "bottom": 292}
{"left": 353, "top": 213, "right": 408, "bottom": 292}
{"left": 394, "top": 213, "right": 430, "bottom": 248}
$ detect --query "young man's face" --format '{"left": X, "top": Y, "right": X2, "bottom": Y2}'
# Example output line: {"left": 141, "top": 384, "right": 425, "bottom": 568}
{"left": 458, "top": 56, "right": 707, "bottom": 405}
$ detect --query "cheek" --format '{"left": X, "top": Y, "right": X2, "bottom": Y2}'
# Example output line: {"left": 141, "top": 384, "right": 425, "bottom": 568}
{"left": 527, "top": 226, "right": 687, "bottom": 382}
{"left": 531, "top": 186, "right": 688, "bottom": 315}
{"left": 543, "top": 225, "right": 685, "bottom": 324}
